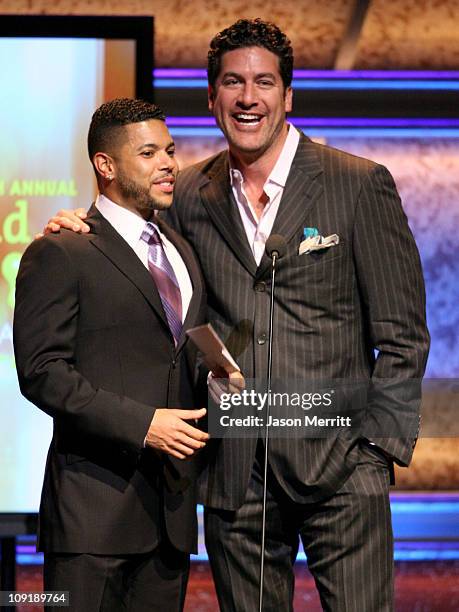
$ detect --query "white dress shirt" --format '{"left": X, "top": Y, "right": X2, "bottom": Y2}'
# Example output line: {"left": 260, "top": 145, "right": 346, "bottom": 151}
{"left": 230, "top": 123, "right": 300, "bottom": 265}
{"left": 95, "top": 194, "right": 193, "bottom": 320}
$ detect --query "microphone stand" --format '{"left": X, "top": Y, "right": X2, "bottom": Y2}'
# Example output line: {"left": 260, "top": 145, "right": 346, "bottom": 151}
{"left": 258, "top": 249, "right": 279, "bottom": 612}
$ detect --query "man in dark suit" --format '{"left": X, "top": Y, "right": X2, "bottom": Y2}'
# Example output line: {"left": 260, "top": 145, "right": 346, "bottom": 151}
{"left": 42, "top": 19, "right": 430, "bottom": 612}
{"left": 13, "top": 99, "right": 208, "bottom": 612}
{"left": 164, "top": 19, "right": 430, "bottom": 611}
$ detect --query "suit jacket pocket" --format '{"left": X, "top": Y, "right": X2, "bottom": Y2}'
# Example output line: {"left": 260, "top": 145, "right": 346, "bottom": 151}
{"left": 66, "top": 452, "right": 87, "bottom": 465}
{"left": 359, "top": 441, "right": 391, "bottom": 469}
{"left": 291, "top": 241, "right": 346, "bottom": 269}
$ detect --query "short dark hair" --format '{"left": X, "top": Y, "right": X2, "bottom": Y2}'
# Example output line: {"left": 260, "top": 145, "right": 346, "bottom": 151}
{"left": 207, "top": 18, "right": 293, "bottom": 89}
{"left": 87, "top": 98, "right": 166, "bottom": 161}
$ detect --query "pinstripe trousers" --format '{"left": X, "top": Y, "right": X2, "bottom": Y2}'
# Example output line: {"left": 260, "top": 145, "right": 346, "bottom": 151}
{"left": 204, "top": 441, "right": 393, "bottom": 612}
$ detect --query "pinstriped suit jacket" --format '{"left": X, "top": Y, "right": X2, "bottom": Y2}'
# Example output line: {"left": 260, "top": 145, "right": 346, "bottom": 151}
{"left": 164, "top": 134, "right": 430, "bottom": 510}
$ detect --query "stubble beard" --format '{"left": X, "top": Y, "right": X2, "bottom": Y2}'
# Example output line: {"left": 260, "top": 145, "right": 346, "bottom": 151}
{"left": 117, "top": 171, "right": 171, "bottom": 215}
{"left": 223, "top": 117, "right": 286, "bottom": 164}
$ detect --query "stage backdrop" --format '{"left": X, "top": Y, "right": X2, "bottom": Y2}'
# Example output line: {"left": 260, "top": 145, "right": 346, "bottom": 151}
{"left": 1, "top": 49, "right": 458, "bottom": 514}
{"left": 0, "top": 36, "right": 136, "bottom": 513}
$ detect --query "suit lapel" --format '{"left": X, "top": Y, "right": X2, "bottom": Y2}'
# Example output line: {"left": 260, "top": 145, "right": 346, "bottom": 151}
{"left": 256, "top": 135, "right": 324, "bottom": 278}
{"left": 86, "top": 207, "right": 170, "bottom": 335}
{"left": 200, "top": 153, "right": 258, "bottom": 276}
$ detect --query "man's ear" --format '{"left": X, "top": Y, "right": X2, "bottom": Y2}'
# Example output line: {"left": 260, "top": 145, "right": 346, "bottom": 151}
{"left": 284, "top": 86, "right": 293, "bottom": 114}
{"left": 93, "top": 152, "right": 115, "bottom": 181}
{"left": 208, "top": 85, "right": 215, "bottom": 112}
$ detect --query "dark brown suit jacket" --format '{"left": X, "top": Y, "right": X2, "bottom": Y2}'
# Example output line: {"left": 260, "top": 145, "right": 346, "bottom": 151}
{"left": 14, "top": 206, "right": 206, "bottom": 553}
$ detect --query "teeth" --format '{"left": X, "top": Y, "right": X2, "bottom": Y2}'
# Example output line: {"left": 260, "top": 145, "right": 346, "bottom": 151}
{"left": 235, "top": 113, "right": 261, "bottom": 122}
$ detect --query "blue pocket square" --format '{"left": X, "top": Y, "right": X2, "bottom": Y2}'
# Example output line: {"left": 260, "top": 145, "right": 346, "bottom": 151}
{"left": 303, "top": 227, "right": 319, "bottom": 239}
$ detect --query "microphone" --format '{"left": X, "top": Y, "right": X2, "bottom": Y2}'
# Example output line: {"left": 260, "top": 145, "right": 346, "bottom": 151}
{"left": 265, "top": 234, "right": 287, "bottom": 260}
{"left": 259, "top": 234, "right": 286, "bottom": 612}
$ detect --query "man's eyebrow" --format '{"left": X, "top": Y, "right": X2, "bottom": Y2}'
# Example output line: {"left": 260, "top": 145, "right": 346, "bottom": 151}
{"left": 221, "top": 71, "right": 277, "bottom": 80}
{"left": 136, "top": 141, "right": 175, "bottom": 152}
{"left": 256, "top": 72, "right": 277, "bottom": 80}
{"left": 222, "top": 71, "right": 242, "bottom": 79}
{"left": 136, "top": 143, "right": 159, "bottom": 152}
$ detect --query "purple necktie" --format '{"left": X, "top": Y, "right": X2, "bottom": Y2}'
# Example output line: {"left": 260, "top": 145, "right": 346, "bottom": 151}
{"left": 141, "top": 222, "right": 183, "bottom": 344}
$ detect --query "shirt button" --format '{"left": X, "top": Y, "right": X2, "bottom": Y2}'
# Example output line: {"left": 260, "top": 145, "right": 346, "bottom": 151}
{"left": 254, "top": 282, "right": 266, "bottom": 293}
{"left": 257, "top": 333, "right": 267, "bottom": 345}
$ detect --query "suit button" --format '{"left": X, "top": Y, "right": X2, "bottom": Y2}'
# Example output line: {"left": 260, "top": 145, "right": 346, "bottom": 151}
{"left": 257, "top": 333, "right": 267, "bottom": 345}
{"left": 254, "top": 282, "right": 266, "bottom": 293}
{"left": 171, "top": 359, "right": 176, "bottom": 369}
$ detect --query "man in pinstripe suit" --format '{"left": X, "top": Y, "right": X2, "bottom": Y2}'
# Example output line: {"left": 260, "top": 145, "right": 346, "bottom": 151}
{"left": 44, "top": 19, "right": 429, "bottom": 612}
{"left": 166, "top": 19, "right": 430, "bottom": 611}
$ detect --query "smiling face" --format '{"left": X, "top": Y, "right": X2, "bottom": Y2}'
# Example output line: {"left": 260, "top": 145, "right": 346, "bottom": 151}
{"left": 98, "top": 119, "right": 178, "bottom": 219}
{"left": 208, "top": 46, "right": 292, "bottom": 164}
